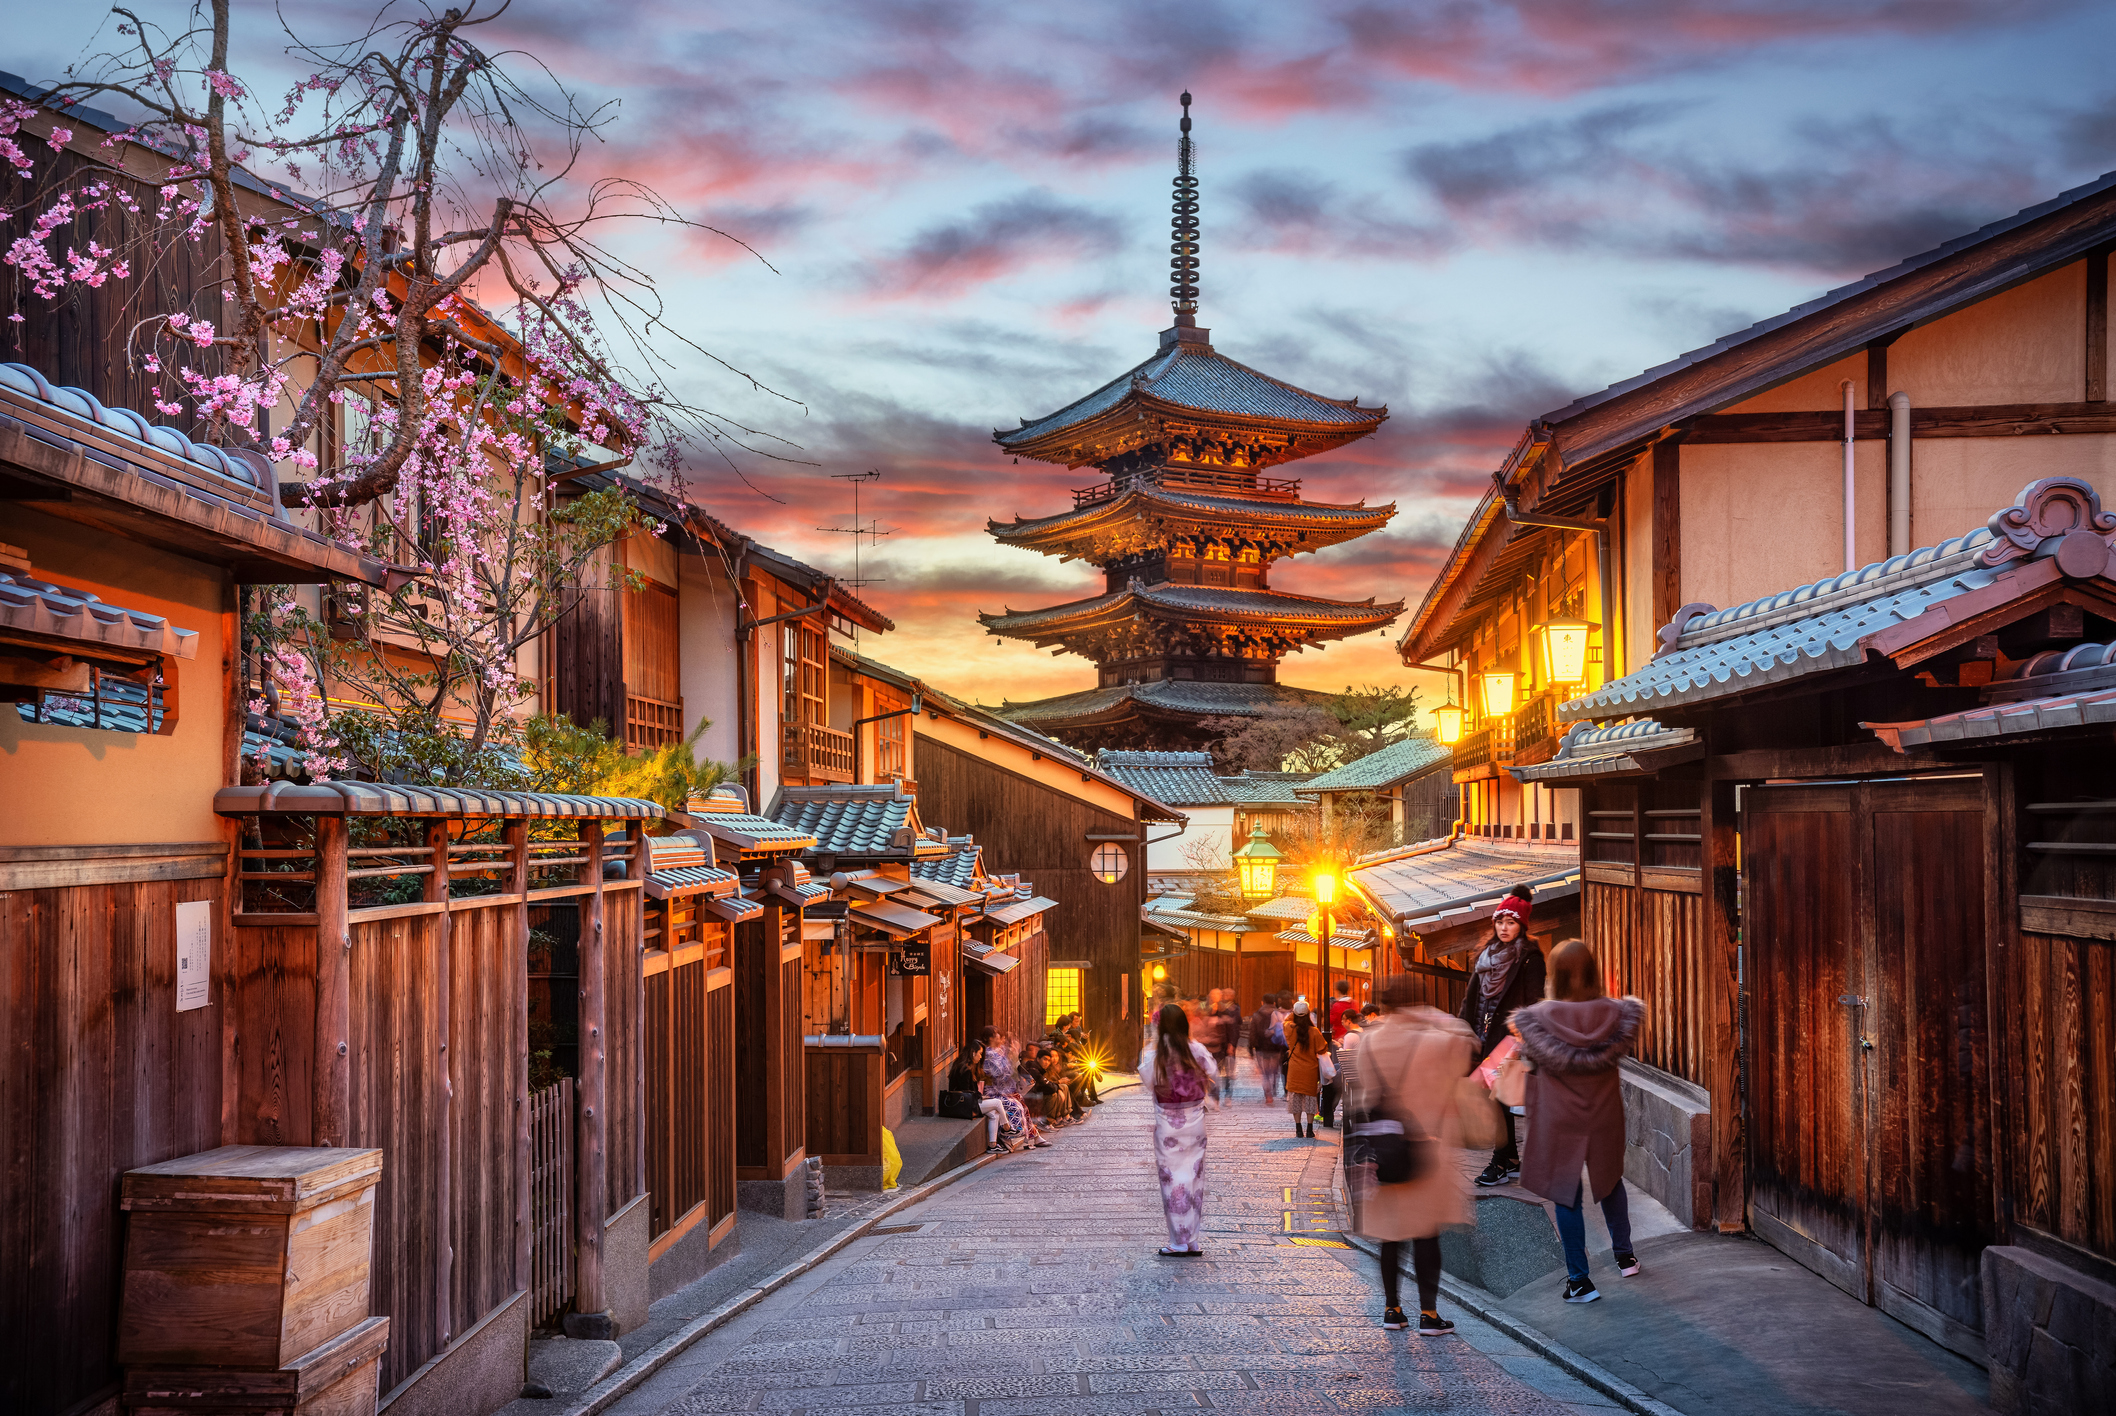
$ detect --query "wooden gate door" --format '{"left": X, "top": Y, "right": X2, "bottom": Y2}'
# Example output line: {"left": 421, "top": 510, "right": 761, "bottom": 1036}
{"left": 1745, "top": 785, "right": 1866, "bottom": 1298}
{"left": 1238, "top": 950, "right": 1294, "bottom": 1016}
{"left": 1744, "top": 777, "right": 1991, "bottom": 1359}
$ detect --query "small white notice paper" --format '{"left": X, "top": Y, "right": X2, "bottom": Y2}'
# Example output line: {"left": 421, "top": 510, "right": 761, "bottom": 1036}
{"left": 175, "top": 900, "right": 211, "bottom": 1011}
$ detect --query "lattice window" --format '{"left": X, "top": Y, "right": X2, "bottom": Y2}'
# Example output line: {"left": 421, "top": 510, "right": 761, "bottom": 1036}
{"left": 875, "top": 691, "right": 907, "bottom": 779}
{"left": 1090, "top": 842, "right": 1129, "bottom": 883}
{"left": 1045, "top": 967, "right": 1082, "bottom": 1026}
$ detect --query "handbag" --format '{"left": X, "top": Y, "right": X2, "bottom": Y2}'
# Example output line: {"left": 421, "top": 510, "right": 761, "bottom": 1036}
{"left": 937, "top": 1090, "right": 982, "bottom": 1120}
{"left": 1454, "top": 1073, "right": 1505, "bottom": 1150}
{"left": 1318, "top": 1050, "right": 1338, "bottom": 1084}
{"left": 1364, "top": 1033, "right": 1434, "bottom": 1185}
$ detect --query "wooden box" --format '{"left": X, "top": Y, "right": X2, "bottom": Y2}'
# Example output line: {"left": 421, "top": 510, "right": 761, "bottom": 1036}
{"left": 119, "top": 1146, "right": 385, "bottom": 1369}
{"left": 123, "top": 1315, "right": 389, "bottom": 1416}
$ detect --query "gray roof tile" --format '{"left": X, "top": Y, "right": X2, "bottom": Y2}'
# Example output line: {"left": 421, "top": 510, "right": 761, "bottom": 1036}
{"left": 999, "top": 342, "right": 1381, "bottom": 448}
{"left": 1298, "top": 736, "right": 1452, "bottom": 794}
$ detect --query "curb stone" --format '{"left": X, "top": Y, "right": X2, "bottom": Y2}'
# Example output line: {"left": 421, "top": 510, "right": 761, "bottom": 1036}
{"left": 561, "top": 1076, "right": 1143, "bottom": 1416}
{"left": 1341, "top": 1233, "right": 1688, "bottom": 1416}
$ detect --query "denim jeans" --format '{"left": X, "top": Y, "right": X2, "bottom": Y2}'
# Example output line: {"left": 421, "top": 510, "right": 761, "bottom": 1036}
{"left": 1552, "top": 1179, "right": 1633, "bottom": 1282}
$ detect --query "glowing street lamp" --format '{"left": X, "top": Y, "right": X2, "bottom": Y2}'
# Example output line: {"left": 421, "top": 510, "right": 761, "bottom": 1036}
{"left": 1479, "top": 669, "right": 1517, "bottom": 718}
{"left": 1432, "top": 700, "right": 1464, "bottom": 745}
{"left": 1234, "top": 821, "right": 1283, "bottom": 902}
{"left": 1311, "top": 864, "right": 1340, "bottom": 1028}
{"left": 1538, "top": 619, "right": 1597, "bottom": 686}
{"left": 1310, "top": 866, "right": 1338, "bottom": 907}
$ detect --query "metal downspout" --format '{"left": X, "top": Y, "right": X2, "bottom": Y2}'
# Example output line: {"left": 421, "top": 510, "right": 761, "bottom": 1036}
{"left": 1888, "top": 391, "right": 1913, "bottom": 557}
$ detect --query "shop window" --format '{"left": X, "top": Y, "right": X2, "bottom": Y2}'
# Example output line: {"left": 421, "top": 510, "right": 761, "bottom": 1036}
{"left": 1046, "top": 966, "right": 1082, "bottom": 1025}
{"left": 1090, "top": 842, "right": 1129, "bottom": 884}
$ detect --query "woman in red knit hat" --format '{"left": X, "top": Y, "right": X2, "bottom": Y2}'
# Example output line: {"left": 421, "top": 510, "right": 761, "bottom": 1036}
{"left": 1457, "top": 884, "right": 1546, "bottom": 1187}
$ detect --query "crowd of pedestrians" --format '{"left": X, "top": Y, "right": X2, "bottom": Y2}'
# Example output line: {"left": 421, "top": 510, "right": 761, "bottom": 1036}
{"left": 1139, "top": 879, "right": 1648, "bottom": 1328}
{"left": 946, "top": 1014, "right": 1106, "bottom": 1155}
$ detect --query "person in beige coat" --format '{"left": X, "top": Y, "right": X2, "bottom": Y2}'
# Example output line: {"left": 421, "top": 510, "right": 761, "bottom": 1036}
{"left": 1347, "top": 974, "right": 1475, "bottom": 1335}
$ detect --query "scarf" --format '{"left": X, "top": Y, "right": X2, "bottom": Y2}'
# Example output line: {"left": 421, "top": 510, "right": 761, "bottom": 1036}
{"left": 1472, "top": 934, "right": 1528, "bottom": 1035}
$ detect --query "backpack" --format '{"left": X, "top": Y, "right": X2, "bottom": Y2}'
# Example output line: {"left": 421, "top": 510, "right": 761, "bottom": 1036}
{"left": 1267, "top": 1013, "right": 1286, "bottom": 1047}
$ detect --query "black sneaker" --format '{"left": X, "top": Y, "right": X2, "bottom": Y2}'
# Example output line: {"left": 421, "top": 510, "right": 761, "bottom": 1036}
{"left": 1474, "top": 1159, "right": 1520, "bottom": 1187}
{"left": 1416, "top": 1311, "right": 1456, "bottom": 1336}
{"left": 1563, "top": 1276, "right": 1600, "bottom": 1303}
{"left": 1614, "top": 1251, "right": 1640, "bottom": 1276}
{"left": 1381, "top": 1306, "right": 1409, "bottom": 1330}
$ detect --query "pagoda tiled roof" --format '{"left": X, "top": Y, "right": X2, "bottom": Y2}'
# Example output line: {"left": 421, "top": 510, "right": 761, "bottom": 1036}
{"left": 995, "top": 336, "right": 1384, "bottom": 463}
{"left": 1000, "top": 680, "right": 1332, "bottom": 731}
{"left": 981, "top": 583, "right": 1403, "bottom": 638}
{"left": 989, "top": 484, "right": 1394, "bottom": 558}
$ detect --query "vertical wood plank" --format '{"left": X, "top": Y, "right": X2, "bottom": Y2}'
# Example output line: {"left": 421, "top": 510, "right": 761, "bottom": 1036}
{"left": 1650, "top": 438, "right": 1682, "bottom": 638}
{"left": 508, "top": 822, "right": 532, "bottom": 1299}
{"left": 315, "top": 815, "right": 349, "bottom": 1146}
{"left": 425, "top": 821, "right": 454, "bottom": 1350}
{"left": 2087, "top": 941, "right": 2114, "bottom": 1255}
{"left": 2057, "top": 937, "right": 2087, "bottom": 1243}
{"left": 575, "top": 821, "right": 608, "bottom": 1318}
{"left": 2087, "top": 244, "right": 2110, "bottom": 403}
{"left": 1702, "top": 776, "right": 1743, "bottom": 1231}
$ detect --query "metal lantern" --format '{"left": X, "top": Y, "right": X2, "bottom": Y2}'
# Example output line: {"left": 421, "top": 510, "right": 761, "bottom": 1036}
{"left": 1233, "top": 821, "right": 1283, "bottom": 902}
{"left": 1538, "top": 619, "right": 1597, "bottom": 686}
{"left": 1432, "top": 701, "right": 1464, "bottom": 745}
{"left": 1479, "top": 669, "right": 1517, "bottom": 718}
{"left": 1311, "top": 866, "right": 1338, "bottom": 907}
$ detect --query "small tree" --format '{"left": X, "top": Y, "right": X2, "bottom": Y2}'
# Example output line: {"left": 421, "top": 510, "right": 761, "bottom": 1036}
{"left": 1204, "top": 685, "right": 1422, "bottom": 774}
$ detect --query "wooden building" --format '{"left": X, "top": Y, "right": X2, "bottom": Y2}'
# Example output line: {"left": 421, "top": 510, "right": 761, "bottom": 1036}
{"left": 1515, "top": 476, "right": 2115, "bottom": 1411}
{"left": 1093, "top": 750, "right": 1317, "bottom": 888}
{"left": 1294, "top": 735, "right": 1456, "bottom": 847}
{"left": 1140, "top": 893, "right": 1378, "bottom": 1017}
{"left": 982, "top": 101, "right": 1401, "bottom": 752}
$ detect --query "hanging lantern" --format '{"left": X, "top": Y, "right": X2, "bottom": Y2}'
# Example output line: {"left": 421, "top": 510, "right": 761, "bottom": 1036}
{"left": 1538, "top": 619, "right": 1597, "bottom": 685}
{"left": 1233, "top": 821, "right": 1282, "bottom": 902}
{"left": 1432, "top": 701, "right": 1464, "bottom": 745}
{"left": 1479, "top": 669, "right": 1517, "bottom": 718}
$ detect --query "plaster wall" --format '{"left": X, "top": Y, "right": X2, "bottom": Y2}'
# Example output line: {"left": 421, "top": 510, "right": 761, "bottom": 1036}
{"left": 1146, "top": 803, "right": 1233, "bottom": 871}
{"left": 1721, "top": 351, "right": 1868, "bottom": 414}
{"left": 1889, "top": 263, "right": 2087, "bottom": 406}
{"left": 1677, "top": 441, "right": 1888, "bottom": 614}
{"left": 677, "top": 550, "right": 743, "bottom": 768}
{"left": 0, "top": 507, "right": 228, "bottom": 846}
{"left": 622, "top": 524, "right": 680, "bottom": 590}
{"left": 1905, "top": 436, "right": 2116, "bottom": 548}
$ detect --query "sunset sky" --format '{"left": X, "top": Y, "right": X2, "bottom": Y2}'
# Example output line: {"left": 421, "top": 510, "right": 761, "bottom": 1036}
{"left": 16, "top": 1, "right": 2116, "bottom": 710}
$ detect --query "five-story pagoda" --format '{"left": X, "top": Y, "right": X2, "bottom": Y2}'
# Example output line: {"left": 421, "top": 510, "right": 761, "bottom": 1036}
{"left": 982, "top": 94, "right": 1403, "bottom": 753}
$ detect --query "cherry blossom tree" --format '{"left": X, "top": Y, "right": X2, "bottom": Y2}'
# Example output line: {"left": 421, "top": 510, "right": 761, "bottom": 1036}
{"left": 4, "top": 1, "right": 800, "bottom": 779}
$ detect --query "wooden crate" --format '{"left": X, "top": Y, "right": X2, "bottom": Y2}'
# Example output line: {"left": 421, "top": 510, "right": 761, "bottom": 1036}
{"left": 119, "top": 1146, "right": 385, "bottom": 1369}
{"left": 122, "top": 1315, "right": 389, "bottom": 1416}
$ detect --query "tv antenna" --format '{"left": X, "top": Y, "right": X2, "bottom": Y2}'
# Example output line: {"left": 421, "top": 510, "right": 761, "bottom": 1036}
{"left": 816, "top": 470, "right": 893, "bottom": 637}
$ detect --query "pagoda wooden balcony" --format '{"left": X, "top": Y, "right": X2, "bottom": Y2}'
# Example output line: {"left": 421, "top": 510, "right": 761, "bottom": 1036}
{"left": 1072, "top": 467, "right": 1303, "bottom": 509}
{"left": 783, "top": 720, "right": 855, "bottom": 783}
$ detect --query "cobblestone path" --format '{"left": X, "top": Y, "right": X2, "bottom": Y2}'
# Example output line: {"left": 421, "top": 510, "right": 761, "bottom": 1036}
{"left": 613, "top": 1073, "right": 1596, "bottom": 1416}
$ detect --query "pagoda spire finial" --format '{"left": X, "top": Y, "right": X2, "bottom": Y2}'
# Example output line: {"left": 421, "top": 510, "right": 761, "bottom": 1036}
{"left": 1169, "top": 91, "right": 1199, "bottom": 327}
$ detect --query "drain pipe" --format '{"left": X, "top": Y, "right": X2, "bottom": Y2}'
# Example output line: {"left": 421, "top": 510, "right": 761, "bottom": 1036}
{"left": 1841, "top": 380, "right": 1857, "bottom": 572}
{"left": 1888, "top": 391, "right": 1912, "bottom": 556}
{"left": 1491, "top": 472, "right": 1616, "bottom": 679}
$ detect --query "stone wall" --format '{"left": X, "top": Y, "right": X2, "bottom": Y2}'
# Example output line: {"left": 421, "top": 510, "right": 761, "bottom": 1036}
{"left": 1618, "top": 1059, "right": 1711, "bottom": 1230}
{"left": 1982, "top": 1245, "right": 2116, "bottom": 1415}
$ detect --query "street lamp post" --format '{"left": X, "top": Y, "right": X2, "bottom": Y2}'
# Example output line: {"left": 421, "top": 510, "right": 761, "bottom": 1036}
{"left": 1312, "top": 865, "right": 1338, "bottom": 1032}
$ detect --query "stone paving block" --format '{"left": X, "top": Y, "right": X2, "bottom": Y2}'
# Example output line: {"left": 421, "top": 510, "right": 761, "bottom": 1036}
{"left": 976, "top": 1395, "right": 1196, "bottom": 1416}
{"left": 1086, "top": 1370, "right": 1249, "bottom": 1392}
{"left": 918, "top": 1372, "right": 1080, "bottom": 1398}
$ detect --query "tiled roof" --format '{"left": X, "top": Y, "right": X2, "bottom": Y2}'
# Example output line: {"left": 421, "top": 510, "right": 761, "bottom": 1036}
{"left": 912, "top": 843, "right": 982, "bottom": 890}
{"left": 645, "top": 864, "right": 742, "bottom": 901}
{"left": 770, "top": 785, "right": 917, "bottom": 857}
{"left": 991, "top": 486, "right": 1393, "bottom": 540}
{"left": 215, "top": 784, "right": 664, "bottom": 819}
{"left": 1349, "top": 835, "right": 1583, "bottom": 949}
{"left": 15, "top": 671, "right": 171, "bottom": 736}
{"left": 1560, "top": 526, "right": 2004, "bottom": 723}
{"left": 1866, "top": 638, "right": 2116, "bottom": 751}
{"left": 678, "top": 813, "right": 817, "bottom": 852}
{"left": 1276, "top": 925, "right": 1376, "bottom": 948}
{"left": 1510, "top": 720, "right": 1700, "bottom": 784}
{"left": 1094, "top": 751, "right": 1237, "bottom": 805}
{"left": 1298, "top": 736, "right": 1452, "bottom": 794}
{"left": 1, "top": 362, "right": 274, "bottom": 497}
{"left": 1, "top": 569, "right": 200, "bottom": 660}
{"left": 1223, "top": 775, "right": 1315, "bottom": 806}
{"left": 986, "top": 894, "right": 1059, "bottom": 926}
{"left": 998, "top": 341, "right": 1382, "bottom": 448}
{"left": 1141, "top": 897, "right": 1262, "bottom": 933}
{"left": 1002, "top": 679, "right": 1332, "bottom": 727}
{"left": 983, "top": 582, "right": 1402, "bottom": 635}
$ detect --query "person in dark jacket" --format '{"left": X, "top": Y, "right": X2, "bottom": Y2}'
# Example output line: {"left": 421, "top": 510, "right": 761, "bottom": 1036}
{"left": 1248, "top": 996, "right": 1284, "bottom": 1103}
{"left": 1456, "top": 884, "right": 1547, "bottom": 1186}
{"left": 1511, "top": 939, "right": 1644, "bottom": 1303}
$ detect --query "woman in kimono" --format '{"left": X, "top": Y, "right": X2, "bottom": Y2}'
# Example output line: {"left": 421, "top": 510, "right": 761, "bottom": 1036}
{"left": 981, "top": 1027, "right": 1050, "bottom": 1149}
{"left": 1147, "top": 1003, "right": 1220, "bottom": 1256}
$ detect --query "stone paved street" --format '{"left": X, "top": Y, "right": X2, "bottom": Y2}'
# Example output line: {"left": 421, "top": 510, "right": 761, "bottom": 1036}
{"left": 606, "top": 1066, "right": 1619, "bottom": 1416}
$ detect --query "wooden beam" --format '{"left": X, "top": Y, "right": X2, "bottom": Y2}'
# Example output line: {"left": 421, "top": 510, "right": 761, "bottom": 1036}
{"left": 1652, "top": 438, "right": 1683, "bottom": 637}
{"left": 1701, "top": 777, "right": 1744, "bottom": 1231}
{"left": 314, "top": 815, "right": 350, "bottom": 1148}
{"left": 1866, "top": 338, "right": 1894, "bottom": 411}
{"left": 1983, "top": 764, "right": 2019, "bottom": 1255}
{"left": 2089, "top": 244, "right": 2111, "bottom": 403}
{"left": 425, "top": 819, "right": 454, "bottom": 1351}
{"left": 1686, "top": 401, "right": 2116, "bottom": 443}
{"left": 575, "top": 820, "right": 609, "bottom": 1324}
{"left": 1706, "top": 742, "right": 1957, "bottom": 780}
{"left": 508, "top": 819, "right": 532, "bottom": 1296}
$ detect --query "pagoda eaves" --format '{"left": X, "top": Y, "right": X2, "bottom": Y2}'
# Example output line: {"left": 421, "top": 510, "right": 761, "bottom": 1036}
{"left": 989, "top": 482, "right": 1395, "bottom": 565}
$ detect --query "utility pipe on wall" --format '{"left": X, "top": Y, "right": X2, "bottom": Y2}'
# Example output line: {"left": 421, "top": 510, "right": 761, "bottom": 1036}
{"left": 1888, "top": 391, "right": 1913, "bottom": 557}
{"left": 1841, "top": 380, "right": 1857, "bottom": 573}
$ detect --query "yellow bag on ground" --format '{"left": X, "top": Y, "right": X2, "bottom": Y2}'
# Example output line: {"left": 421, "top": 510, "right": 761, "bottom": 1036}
{"left": 881, "top": 1127, "right": 902, "bottom": 1190}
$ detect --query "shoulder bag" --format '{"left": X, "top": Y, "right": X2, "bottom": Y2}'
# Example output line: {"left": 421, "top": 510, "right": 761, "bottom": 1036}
{"left": 1364, "top": 1033, "right": 1435, "bottom": 1185}
{"left": 938, "top": 1090, "right": 983, "bottom": 1121}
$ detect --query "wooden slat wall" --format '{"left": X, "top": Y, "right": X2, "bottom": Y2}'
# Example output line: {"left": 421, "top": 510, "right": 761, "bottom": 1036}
{"left": 554, "top": 542, "right": 624, "bottom": 734}
{"left": 226, "top": 921, "right": 318, "bottom": 1146}
{"left": 803, "top": 1045, "right": 883, "bottom": 1165}
{"left": 1169, "top": 947, "right": 1238, "bottom": 1007}
{"left": 604, "top": 893, "right": 644, "bottom": 1217}
{"left": 989, "top": 929, "right": 1050, "bottom": 1045}
{"left": 2008, "top": 931, "right": 2116, "bottom": 1262}
{"left": 707, "top": 971, "right": 736, "bottom": 1234}
{"left": 529, "top": 1079, "right": 575, "bottom": 1326}
{"left": 1582, "top": 881, "right": 1706, "bottom": 1085}
{"left": 781, "top": 947, "right": 806, "bottom": 1170}
{"left": 623, "top": 583, "right": 681, "bottom": 707}
{"left": 645, "top": 969, "right": 671, "bottom": 1237}
{"left": 0, "top": 877, "right": 226, "bottom": 1416}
